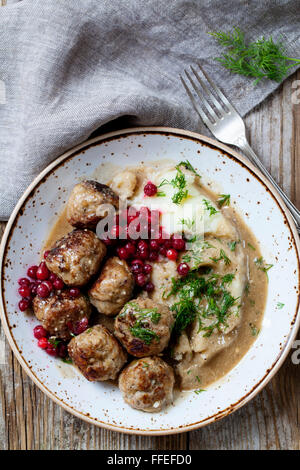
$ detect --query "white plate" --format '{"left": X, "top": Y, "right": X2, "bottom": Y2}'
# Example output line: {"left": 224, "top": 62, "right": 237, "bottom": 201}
{"left": 1, "top": 127, "right": 299, "bottom": 435}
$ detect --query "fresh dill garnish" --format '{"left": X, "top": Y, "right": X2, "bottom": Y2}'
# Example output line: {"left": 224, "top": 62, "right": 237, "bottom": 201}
{"left": 276, "top": 302, "right": 285, "bottom": 309}
{"left": 203, "top": 199, "right": 218, "bottom": 216}
{"left": 221, "top": 273, "right": 235, "bottom": 285}
{"left": 254, "top": 256, "right": 273, "bottom": 279}
{"left": 180, "top": 218, "right": 195, "bottom": 230}
{"left": 156, "top": 191, "right": 166, "bottom": 197}
{"left": 209, "top": 27, "right": 300, "bottom": 84}
{"left": 217, "top": 194, "right": 230, "bottom": 208}
{"left": 129, "top": 327, "right": 160, "bottom": 345}
{"left": 195, "top": 376, "right": 201, "bottom": 383}
{"left": 158, "top": 165, "right": 189, "bottom": 204}
{"left": 122, "top": 302, "right": 161, "bottom": 324}
{"left": 178, "top": 160, "right": 201, "bottom": 178}
{"left": 249, "top": 323, "right": 260, "bottom": 336}
{"left": 210, "top": 249, "right": 231, "bottom": 265}
{"left": 123, "top": 302, "right": 161, "bottom": 345}
{"left": 228, "top": 240, "right": 240, "bottom": 251}
{"left": 194, "top": 389, "right": 206, "bottom": 394}
{"left": 247, "top": 242, "right": 256, "bottom": 251}
{"left": 168, "top": 272, "right": 238, "bottom": 337}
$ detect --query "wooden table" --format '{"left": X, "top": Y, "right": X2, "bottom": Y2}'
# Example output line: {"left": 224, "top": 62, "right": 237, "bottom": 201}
{"left": 0, "top": 70, "right": 299, "bottom": 450}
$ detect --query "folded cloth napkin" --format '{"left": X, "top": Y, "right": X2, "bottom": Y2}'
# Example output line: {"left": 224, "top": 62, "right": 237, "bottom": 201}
{"left": 0, "top": 0, "right": 299, "bottom": 220}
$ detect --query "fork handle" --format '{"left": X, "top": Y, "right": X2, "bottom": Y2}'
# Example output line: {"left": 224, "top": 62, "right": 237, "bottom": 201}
{"left": 236, "top": 138, "right": 300, "bottom": 235}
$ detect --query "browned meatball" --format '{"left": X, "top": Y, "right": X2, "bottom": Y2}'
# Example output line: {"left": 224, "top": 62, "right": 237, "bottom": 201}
{"left": 66, "top": 180, "right": 119, "bottom": 229}
{"left": 68, "top": 324, "right": 127, "bottom": 381}
{"left": 88, "top": 257, "right": 134, "bottom": 316}
{"left": 33, "top": 290, "right": 91, "bottom": 341}
{"left": 119, "top": 357, "right": 174, "bottom": 412}
{"left": 45, "top": 229, "right": 106, "bottom": 286}
{"left": 114, "top": 298, "right": 174, "bottom": 357}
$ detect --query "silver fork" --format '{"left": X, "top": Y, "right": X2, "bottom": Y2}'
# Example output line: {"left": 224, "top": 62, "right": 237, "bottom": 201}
{"left": 180, "top": 64, "right": 300, "bottom": 234}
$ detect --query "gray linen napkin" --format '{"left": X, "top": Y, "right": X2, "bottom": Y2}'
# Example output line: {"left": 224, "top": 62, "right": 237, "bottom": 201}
{"left": 0, "top": 0, "right": 299, "bottom": 220}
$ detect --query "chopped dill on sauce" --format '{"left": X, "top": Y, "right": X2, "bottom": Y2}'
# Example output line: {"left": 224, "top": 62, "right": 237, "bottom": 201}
{"left": 203, "top": 199, "right": 218, "bottom": 216}
{"left": 168, "top": 271, "right": 238, "bottom": 338}
{"left": 210, "top": 249, "right": 231, "bottom": 265}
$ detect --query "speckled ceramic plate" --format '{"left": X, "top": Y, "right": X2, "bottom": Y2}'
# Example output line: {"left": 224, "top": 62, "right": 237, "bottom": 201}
{"left": 1, "top": 127, "right": 299, "bottom": 435}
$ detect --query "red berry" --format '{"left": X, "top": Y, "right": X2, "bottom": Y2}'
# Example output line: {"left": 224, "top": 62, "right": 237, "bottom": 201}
{"left": 49, "top": 273, "right": 57, "bottom": 282}
{"left": 131, "top": 261, "right": 144, "bottom": 274}
{"left": 43, "top": 250, "right": 50, "bottom": 259}
{"left": 164, "top": 240, "right": 173, "bottom": 249}
{"left": 18, "top": 277, "right": 30, "bottom": 286}
{"left": 53, "top": 278, "right": 64, "bottom": 290}
{"left": 166, "top": 249, "right": 178, "bottom": 261}
{"left": 38, "top": 337, "right": 49, "bottom": 349}
{"left": 74, "top": 318, "right": 89, "bottom": 335}
{"left": 69, "top": 287, "right": 80, "bottom": 298}
{"left": 117, "top": 246, "right": 129, "bottom": 260}
{"left": 57, "top": 343, "right": 68, "bottom": 358}
{"left": 27, "top": 265, "right": 38, "bottom": 279}
{"left": 124, "top": 242, "right": 136, "bottom": 257}
{"left": 149, "top": 251, "right": 159, "bottom": 262}
{"left": 137, "top": 248, "right": 149, "bottom": 260}
{"left": 36, "top": 262, "right": 50, "bottom": 281}
{"left": 30, "top": 282, "right": 38, "bottom": 295}
{"left": 18, "top": 285, "right": 31, "bottom": 298}
{"left": 177, "top": 263, "right": 190, "bottom": 276}
{"left": 150, "top": 240, "right": 159, "bottom": 251}
{"left": 144, "top": 182, "right": 158, "bottom": 197}
{"left": 33, "top": 325, "right": 49, "bottom": 340}
{"left": 145, "top": 282, "right": 154, "bottom": 292}
{"left": 45, "top": 344, "right": 58, "bottom": 357}
{"left": 159, "top": 246, "right": 167, "bottom": 257}
{"left": 172, "top": 237, "right": 185, "bottom": 251}
{"left": 43, "top": 280, "right": 53, "bottom": 292}
{"left": 18, "top": 299, "right": 30, "bottom": 311}
{"left": 138, "top": 240, "right": 148, "bottom": 252}
{"left": 136, "top": 273, "right": 147, "bottom": 287}
{"left": 36, "top": 282, "right": 51, "bottom": 298}
{"left": 143, "top": 264, "right": 152, "bottom": 274}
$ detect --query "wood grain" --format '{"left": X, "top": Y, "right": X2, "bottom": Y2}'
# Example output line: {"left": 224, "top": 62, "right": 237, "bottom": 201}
{"left": 0, "top": 72, "right": 299, "bottom": 450}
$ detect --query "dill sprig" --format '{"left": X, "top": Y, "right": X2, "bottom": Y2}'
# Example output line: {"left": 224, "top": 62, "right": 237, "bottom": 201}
{"left": 203, "top": 199, "right": 218, "bottom": 216}
{"left": 209, "top": 27, "right": 300, "bottom": 84}
{"left": 122, "top": 302, "right": 161, "bottom": 345}
{"left": 168, "top": 271, "right": 237, "bottom": 337}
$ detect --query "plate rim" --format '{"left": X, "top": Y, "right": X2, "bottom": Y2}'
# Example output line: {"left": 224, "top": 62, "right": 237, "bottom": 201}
{"left": 1, "top": 126, "right": 299, "bottom": 436}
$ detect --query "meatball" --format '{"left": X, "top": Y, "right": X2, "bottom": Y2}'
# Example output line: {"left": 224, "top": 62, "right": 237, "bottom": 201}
{"left": 119, "top": 357, "right": 174, "bottom": 412}
{"left": 89, "top": 257, "right": 134, "bottom": 316}
{"left": 68, "top": 324, "right": 127, "bottom": 381}
{"left": 66, "top": 180, "right": 119, "bottom": 229}
{"left": 114, "top": 298, "right": 174, "bottom": 357}
{"left": 33, "top": 290, "right": 91, "bottom": 341}
{"left": 45, "top": 229, "right": 106, "bottom": 286}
